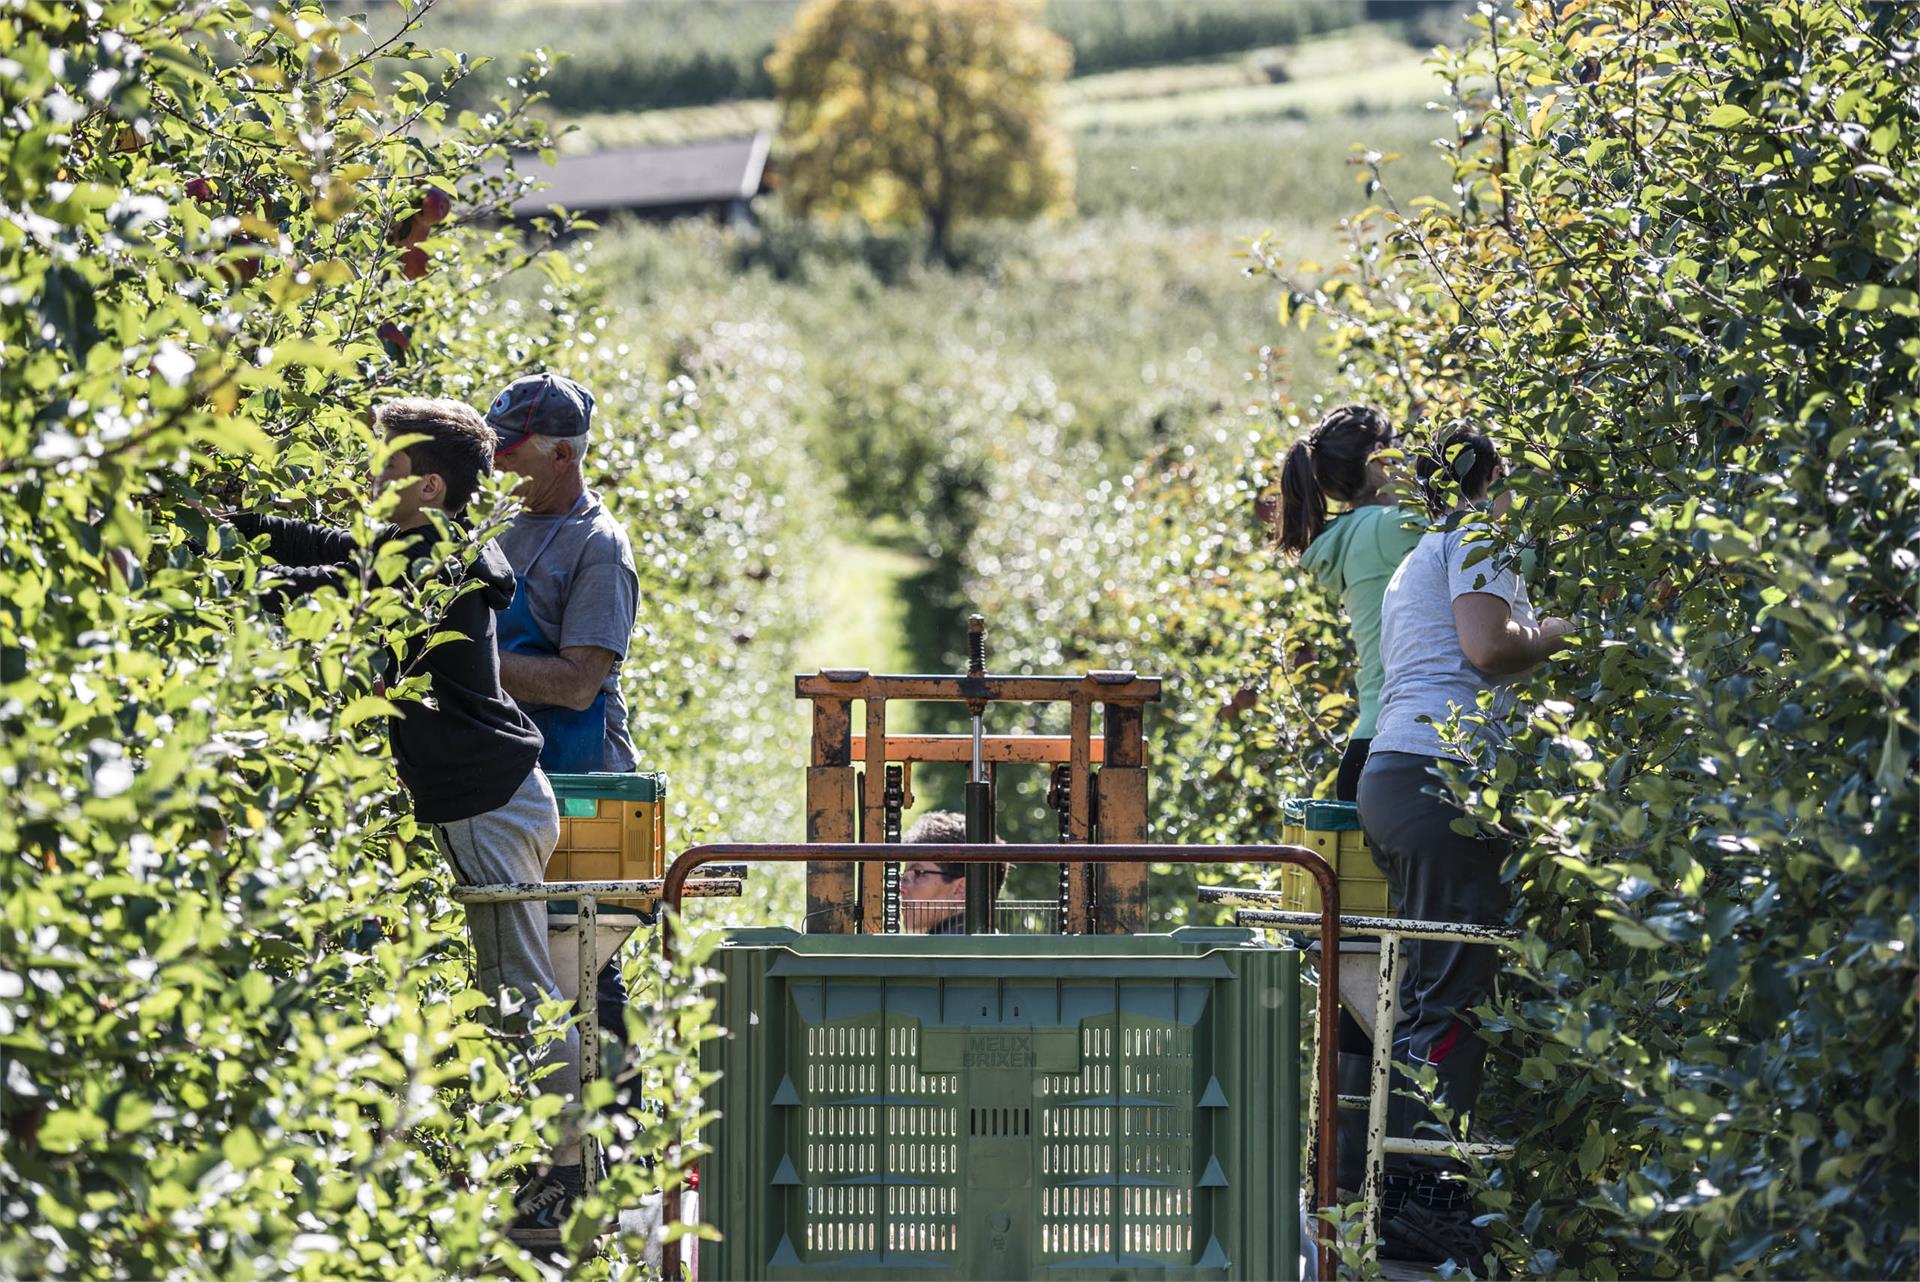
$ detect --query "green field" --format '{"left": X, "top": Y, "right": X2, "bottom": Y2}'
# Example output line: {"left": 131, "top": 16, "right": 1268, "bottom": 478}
{"left": 1066, "top": 27, "right": 1440, "bottom": 126}
{"left": 797, "top": 539, "right": 929, "bottom": 681}
{"left": 555, "top": 24, "right": 1437, "bottom": 137}
{"left": 559, "top": 20, "right": 1452, "bottom": 395}
{"left": 417, "top": 0, "right": 1374, "bottom": 114}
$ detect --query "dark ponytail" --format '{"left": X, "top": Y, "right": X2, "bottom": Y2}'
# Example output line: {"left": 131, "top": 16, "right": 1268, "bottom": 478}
{"left": 1272, "top": 404, "right": 1394, "bottom": 556}
{"left": 1415, "top": 430, "right": 1501, "bottom": 515}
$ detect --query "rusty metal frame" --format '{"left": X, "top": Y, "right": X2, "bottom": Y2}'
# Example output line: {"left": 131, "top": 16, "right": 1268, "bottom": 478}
{"left": 796, "top": 671, "right": 1162, "bottom": 703}
{"left": 659, "top": 841, "right": 1343, "bottom": 1282}
{"left": 799, "top": 668, "right": 1159, "bottom": 936}
{"left": 1215, "top": 894, "right": 1523, "bottom": 1270}
{"left": 848, "top": 732, "right": 1107, "bottom": 764}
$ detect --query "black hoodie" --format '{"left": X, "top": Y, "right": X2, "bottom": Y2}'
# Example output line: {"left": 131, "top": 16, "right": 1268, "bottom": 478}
{"left": 230, "top": 513, "right": 544, "bottom": 824}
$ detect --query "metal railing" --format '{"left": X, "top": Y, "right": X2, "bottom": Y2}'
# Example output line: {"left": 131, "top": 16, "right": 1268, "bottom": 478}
{"left": 447, "top": 870, "right": 744, "bottom": 1192}
{"left": 1201, "top": 885, "right": 1524, "bottom": 1264}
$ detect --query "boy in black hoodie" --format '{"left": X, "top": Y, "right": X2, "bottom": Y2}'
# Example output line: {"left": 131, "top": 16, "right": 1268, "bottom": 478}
{"left": 228, "top": 398, "right": 582, "bottom": 1243}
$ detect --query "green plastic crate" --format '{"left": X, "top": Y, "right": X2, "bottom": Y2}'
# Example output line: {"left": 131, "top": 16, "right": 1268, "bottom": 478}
{"left": 701, "top": 928, "right": 1304, "bottom": 1281}
{"left": 547, "top": 769, "right": 665, "bottom": 818}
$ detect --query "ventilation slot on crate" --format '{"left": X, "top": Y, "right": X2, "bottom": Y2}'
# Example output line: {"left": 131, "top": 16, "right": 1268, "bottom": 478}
{"left": 804, "top": 1183, "right": 878, "bottom": 1254}
{"left": 886, "top": 1182, "right": 958, "bottom": 1253}
{"left": 969, "top": 1106, "right": 1031, "bottom": 1137}
{"left": 1038, "top": 1017, "right": 1198, "bottom": 1262}
{"left": 797, "top": 1017, "right": 960, "bottom": 1261}
{"left": 1042, "top": 1185, "right": 1113, "bottom": 1255}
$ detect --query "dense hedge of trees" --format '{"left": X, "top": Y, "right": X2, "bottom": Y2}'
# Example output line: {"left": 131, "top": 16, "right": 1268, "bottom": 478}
{"left": 1273, "top": 4, "right": 1916, "bottom": 1272}
{"left": 971, "top": 0, "right": 1916, "bottom": 1274}
{"left": 0, "top": 3, "right": 818, "bottom": 1274}
{"left": 432, "top": 0, "right": 1362, "bottom": 118}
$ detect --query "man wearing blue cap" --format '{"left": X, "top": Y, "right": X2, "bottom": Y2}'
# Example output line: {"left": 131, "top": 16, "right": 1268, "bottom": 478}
{"left": 484, "top": 372, "right": 643, "bottom": 1149}
{"left": 484, "top": 372, "right": 640, "bottom": 774}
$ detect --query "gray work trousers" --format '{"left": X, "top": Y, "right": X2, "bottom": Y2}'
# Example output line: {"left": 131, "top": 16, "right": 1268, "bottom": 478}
{"left": 1356, "top": 751, "right": 1509, "bottom": 1173}
{"left": 432, "top": 766, "right": 581, "bottom": 1164}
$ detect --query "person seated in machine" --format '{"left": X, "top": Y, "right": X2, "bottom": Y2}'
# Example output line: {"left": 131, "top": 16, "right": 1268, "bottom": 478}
{"left": 898, "top": 809, "right": 1006, "bottom": 934}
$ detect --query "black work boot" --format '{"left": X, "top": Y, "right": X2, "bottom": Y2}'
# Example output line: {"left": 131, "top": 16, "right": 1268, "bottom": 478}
{"left": 509, "top": 1162, "right": 583, "bottom": 1248}
{"left": 1380, "top": 1171, "right": 1494, "bottom": 1274}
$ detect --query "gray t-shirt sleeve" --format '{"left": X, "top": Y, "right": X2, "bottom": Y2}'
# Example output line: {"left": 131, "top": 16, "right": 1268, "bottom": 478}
{"left": 559, "top": 560, "right": 637, "bottom": 657}
{"left": 1446, "top": 529, "right": 1520, "bottom": 604}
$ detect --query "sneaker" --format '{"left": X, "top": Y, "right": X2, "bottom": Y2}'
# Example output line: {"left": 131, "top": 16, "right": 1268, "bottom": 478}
{"left": 509, "top": 1163, "right": 583, "bottom": 1248}
{"left": 1380, "top": 1197, "right": 1491, "bottom": 1271}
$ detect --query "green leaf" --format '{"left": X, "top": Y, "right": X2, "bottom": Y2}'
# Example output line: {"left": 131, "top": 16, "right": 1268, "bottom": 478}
{"left": 222, "top": 1126, "right": 264, "bottom": 1168}
{"left": 339, "top": 694, "right": 403, "bottom": 729}
{"left": 1597, "top": 911, "right": 1665, "bottom": 950}
{"left": 237, "top": 971, "right": 273, "bottom": 1008}
{"left": 37, "top": 1109, "right": 107, "bottom": 1154}
{"left": 1836, "top": 284, "right": 1919, "bottom": 316}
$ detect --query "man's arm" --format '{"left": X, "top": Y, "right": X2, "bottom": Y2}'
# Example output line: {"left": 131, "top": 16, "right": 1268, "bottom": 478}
{"left": 500, "top": 645, "right": 618, "bottom": 711}
{"left": 501, "top": 552, "right": 634, "bottom": 711}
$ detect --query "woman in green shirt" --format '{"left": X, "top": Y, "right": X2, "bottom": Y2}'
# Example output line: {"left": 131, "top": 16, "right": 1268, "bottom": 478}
{"left": 1274, "top": 405, "right": 1425, "bottom": 799}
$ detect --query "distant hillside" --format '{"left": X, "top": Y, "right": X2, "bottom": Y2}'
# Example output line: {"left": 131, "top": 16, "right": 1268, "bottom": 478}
{"left": 418, "top": 0, "right": 1390, "bottom": 115}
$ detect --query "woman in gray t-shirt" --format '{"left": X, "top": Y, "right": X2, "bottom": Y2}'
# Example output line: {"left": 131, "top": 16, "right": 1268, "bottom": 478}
{"left": 1354, "top": 431, "right": 1571, "bottom": 1266}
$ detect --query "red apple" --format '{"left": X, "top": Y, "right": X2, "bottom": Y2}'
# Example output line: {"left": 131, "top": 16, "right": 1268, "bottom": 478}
{"left": 1218, "top": 685, "right": 1260, "bottom": 722}
{"left": 389, "top": 189, "right": 452, "bottom": 246}
{"left": 419, "top": 188, "right": 451, "bottom": 227}
{"left": 377, "top": 321, "right": 411, "bottom": 357}
{"left": 185, "top": 176, "right": 215, "bottom": 202}
{"left": 399, "top": 246, "right": 429, "bottom": 280}
{"left": 220, "top": 236, "right": 262, "bottom": 285}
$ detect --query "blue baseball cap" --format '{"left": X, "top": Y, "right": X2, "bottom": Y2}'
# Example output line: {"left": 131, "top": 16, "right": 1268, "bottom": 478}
{"left": 484, "top": 372, "right": 595, "bottom": 454}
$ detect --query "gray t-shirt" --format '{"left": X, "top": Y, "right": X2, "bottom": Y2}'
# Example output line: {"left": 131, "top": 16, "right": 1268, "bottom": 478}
{"left": 497, "top": 493, "right": 640, "bottom": 772}
{"left": 1371, "top": 521, "right": 1537, "bottom": 760}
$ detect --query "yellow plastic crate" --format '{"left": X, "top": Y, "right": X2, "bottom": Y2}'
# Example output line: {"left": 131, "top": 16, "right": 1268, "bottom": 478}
{"left": 1279, "top": 798, "right": 1393, "bottom": 916}
{"left": 547, "top": 772, "right": 666, "bottom": 909}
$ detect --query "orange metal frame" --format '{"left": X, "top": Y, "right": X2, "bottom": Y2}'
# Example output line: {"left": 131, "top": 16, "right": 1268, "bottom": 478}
{"left": 797, "top": 668, "right": 1160, "bottom": 934}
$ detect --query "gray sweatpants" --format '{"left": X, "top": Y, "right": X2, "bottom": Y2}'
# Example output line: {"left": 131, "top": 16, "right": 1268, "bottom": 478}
{"left": 432, "top": 766, "right": 581, "bottom": 1164}
{"left": 1356, "top": 751, "right": 1509, "bottom": 1175}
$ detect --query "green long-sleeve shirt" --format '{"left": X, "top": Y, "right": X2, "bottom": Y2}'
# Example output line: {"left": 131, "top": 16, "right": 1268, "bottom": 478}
{"left": 1299, "top": 503, "right": 1426, "bottom": 740}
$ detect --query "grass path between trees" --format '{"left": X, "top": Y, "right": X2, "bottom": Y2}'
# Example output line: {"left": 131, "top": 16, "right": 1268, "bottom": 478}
{"left": 790, "top": 535, "right": 980, "bottom": 833}
{"left": 795, "top": 538, "right": 930, "bottom": 692}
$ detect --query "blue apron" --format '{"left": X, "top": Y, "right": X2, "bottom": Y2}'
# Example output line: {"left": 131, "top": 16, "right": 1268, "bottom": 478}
{"left": 498, "top": 496, "right": 608, "bottom": 774}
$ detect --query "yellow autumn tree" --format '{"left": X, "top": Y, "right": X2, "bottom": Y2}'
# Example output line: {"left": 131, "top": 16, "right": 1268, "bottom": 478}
{"left": 767, "top": 0, "right": 1075, "bottom": 264}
